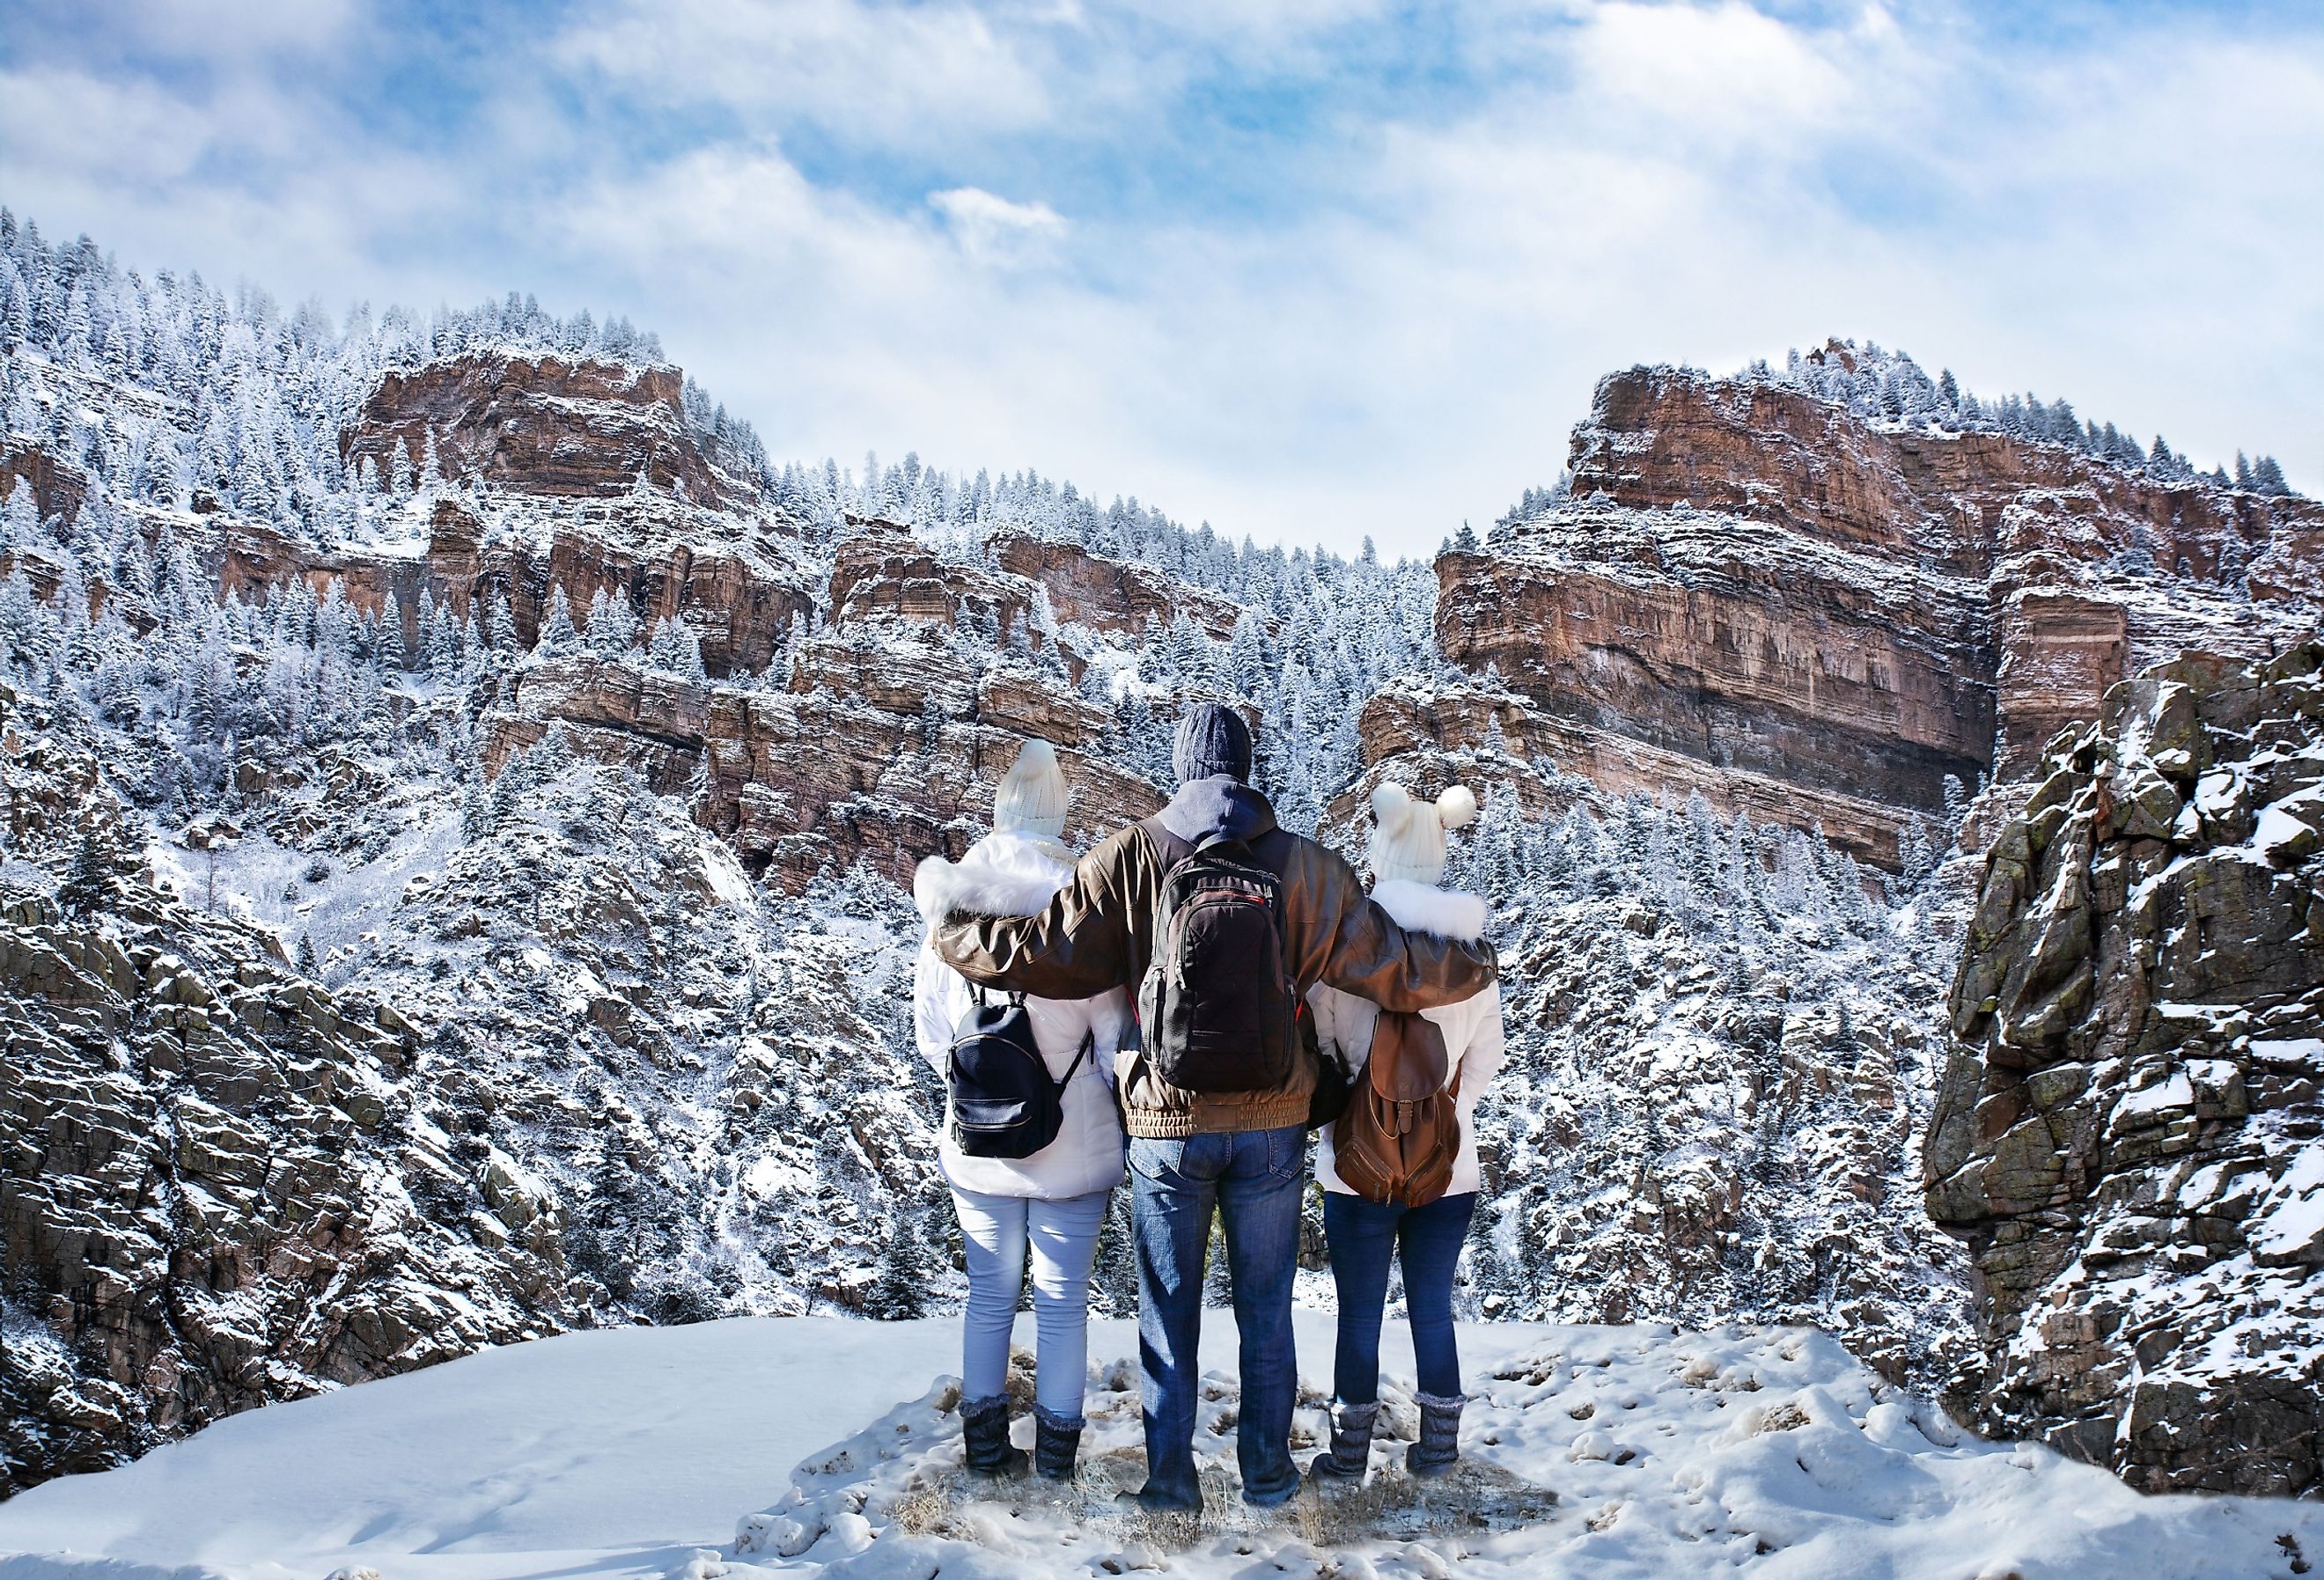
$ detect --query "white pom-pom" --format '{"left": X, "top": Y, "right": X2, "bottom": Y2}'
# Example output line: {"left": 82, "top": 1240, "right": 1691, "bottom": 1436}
{"left": 1371, "top": 781, "right": 1413, "bottom": 829}
{"left": 1436, "top": 784, "right": 1479, "bottom": 829}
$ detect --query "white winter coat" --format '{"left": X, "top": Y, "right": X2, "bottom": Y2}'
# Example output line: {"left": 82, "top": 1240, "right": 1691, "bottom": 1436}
{"left": 1310, "top": 878, "right": 1504, "bottom": 1199}
{"left": 912, "top": 830, "right": 1129, "bottom": 1201}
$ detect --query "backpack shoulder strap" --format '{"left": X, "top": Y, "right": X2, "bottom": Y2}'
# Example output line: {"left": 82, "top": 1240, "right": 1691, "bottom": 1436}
{"left": 1054, "top": 1028, "right": 1092, "bottom": 1091}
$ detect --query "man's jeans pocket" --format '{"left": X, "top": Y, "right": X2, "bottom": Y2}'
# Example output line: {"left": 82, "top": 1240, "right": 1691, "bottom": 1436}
{"left": 1129, "top": 1136, "right": 1188, "bottom": 1185}
{"left": 1262, "top": 1125, "right": 1307, "bottom": 1183}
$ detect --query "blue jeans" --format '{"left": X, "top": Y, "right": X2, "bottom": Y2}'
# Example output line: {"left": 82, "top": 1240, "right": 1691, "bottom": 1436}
{"left": 1322, "top": 1190, "right": 1476, "bottom": 1403}
{"left": 1128, "top": 1126, "right": 1305, "bottom": 1509}
{"left": 952, "top": 1187, "right": 1110, "bottom": 1419}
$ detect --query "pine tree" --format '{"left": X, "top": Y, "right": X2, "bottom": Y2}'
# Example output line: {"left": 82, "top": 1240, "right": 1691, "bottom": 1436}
{"left": 1940, "top": 774, "right": 1970, "bottom": 843}
{"left": 461, "top": 776, "right": 494, "bottom": 842}
{"left": 646, "top": 614, "right": 702, "bottom": 675}
{"left": 59, "top": 827, "right": 112, "bottom": 915}
{"left": 586, "top": 587, "right": 638, "bottom": 654}
{"left": 295, "top": 932, "right": 320, "bottom": 974}
{"left": 2, "top": 478, "right": 39, "bottom": 547}
{"left": 1897, "top": 814, "right": 1933, "bottom": 890}
{"left": 535, "top": 585, "right": 579, "bottom": 657}
{"left": 1202, "top": 1210, "right": 1233, "bottom": 1308}
{"left": 867, "top": 1211, "right": 932, "bottom": 1319}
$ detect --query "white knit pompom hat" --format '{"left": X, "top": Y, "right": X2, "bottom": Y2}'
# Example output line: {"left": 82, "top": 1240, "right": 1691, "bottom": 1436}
{"left": 993, "top": 739, "right": 1070, "bottom": 839}
{"left": 1368, "top": 781, "right": 1480, "bottom": 887}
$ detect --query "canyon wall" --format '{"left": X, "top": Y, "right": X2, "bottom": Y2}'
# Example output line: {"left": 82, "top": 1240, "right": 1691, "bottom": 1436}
{"left": 1422, "top": 358, "right": 2320, "bottom": 867}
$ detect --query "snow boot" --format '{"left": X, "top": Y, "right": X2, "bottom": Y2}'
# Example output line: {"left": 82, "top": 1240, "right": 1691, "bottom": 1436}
{"left": 1033, "top": 1406, "right": 1083, "bottom": 1481}
{"left": 960, "top": 1393, "right": 1027, "bottom": 1477}
{"left": 1405, "top": 1391, "right": 1464, "bottom": 1478}
{"left": 1308, "top": 1399, "right": 1379, "bottom": 1481}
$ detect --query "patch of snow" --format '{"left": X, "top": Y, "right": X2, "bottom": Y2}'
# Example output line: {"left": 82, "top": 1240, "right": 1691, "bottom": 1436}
{"left": 2247, "top": 1143, "right": 2324, "bottom": 1263}
{"left": 2114, "top": 1072, "right": 2194, "bottom": 1117}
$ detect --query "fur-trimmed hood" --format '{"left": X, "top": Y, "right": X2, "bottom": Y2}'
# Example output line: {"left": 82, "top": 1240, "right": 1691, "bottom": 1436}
{"left": 1369, "top": 878, "right": 1488, "bottom": 942}
{"left": 914, "top": 828, "right": 1078, "bottom": 928}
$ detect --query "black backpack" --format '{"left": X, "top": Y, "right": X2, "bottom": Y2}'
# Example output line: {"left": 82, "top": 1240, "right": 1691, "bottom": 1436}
{"left": 1136, "top": 824, "right": 1298, "bottom": 1092}
{"left": 946, "top": 988, "right": 1088, "bottom": 1159}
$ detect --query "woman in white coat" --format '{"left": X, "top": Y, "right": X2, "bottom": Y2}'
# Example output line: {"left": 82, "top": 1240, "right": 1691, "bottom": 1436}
{"left": 912, "top": 739, "right": 1129, "bottom": 1481}
{"left": 1306, "top": 782, "right": 1504, "bottom": 1482}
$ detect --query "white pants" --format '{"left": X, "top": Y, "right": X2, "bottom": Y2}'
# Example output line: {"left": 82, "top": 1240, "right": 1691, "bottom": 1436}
{"left": 951, "top": 1187, "right": 1109, "bottom": 1419}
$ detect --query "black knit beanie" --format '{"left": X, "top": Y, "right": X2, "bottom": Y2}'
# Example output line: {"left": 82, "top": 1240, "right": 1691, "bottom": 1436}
{"left": 1173, "top": 703, "right": 1253, "bottom": 785}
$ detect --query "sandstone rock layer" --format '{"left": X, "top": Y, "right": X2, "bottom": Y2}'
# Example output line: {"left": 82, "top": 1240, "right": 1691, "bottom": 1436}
{"left": 1426, "top": 365, "right": 2320, "bottom": 867}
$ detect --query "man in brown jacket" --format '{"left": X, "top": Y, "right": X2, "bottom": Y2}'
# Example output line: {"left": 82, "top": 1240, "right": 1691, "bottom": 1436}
{"left": 930, "top": 704, "right": 1494, "bottom": 1510}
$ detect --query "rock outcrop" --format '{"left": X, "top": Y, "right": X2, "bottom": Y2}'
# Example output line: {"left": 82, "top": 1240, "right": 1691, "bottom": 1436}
{"left": 1925, "top": 647, "right": 2324, "bottom": 1496}
{"left": 989, "top": 532, "right": 1246, "bottom": 641}
{"left": 477, "top": 645, "right": 1160, "bottom": 891}
{"left": 342, "top": 353, "right": 751, "bottom": 510}
{"left": 1425, "top": 362, "right": 2320, "bottom": 866}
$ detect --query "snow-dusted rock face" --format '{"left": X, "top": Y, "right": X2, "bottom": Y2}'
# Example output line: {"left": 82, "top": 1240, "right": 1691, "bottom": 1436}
{"left": 1429, "top": 357, "right": 2320, "bottom": 868}
{"left": 990, "top": 530, "right": 1247, "bottom": 642}
{"left": 342, "top": 351, "right": 754, "bottom": 510}
{"left": 1927, "top": 645, "right": 2324, "bottom": 1495}
{"left": 0, "top": 686, "right": 572, "bottom": 1495}
{"left": 224, "top": 492, "right": 821, "bottom": 681}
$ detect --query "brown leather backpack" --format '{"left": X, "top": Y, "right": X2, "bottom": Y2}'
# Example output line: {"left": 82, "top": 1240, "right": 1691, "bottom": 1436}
{"left": 1331, "top": 1010, "right": 1460, "bottom": 1208}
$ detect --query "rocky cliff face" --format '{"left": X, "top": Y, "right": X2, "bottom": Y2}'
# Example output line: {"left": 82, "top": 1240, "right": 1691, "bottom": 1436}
{"left": 217, "top": 494, "right": 820, "bottom": 681}
{"left": 470, "top": 518, "right": 1220, "bottom": 891}
{"left": 1426, "top": 360, "right": 2320, "bottom": 867}
{"left": 0, "top": 686, "right": 572, "bottom": 1495}
{"left": 216, "top": 349, "right": 826, "bottom": 682}
{"left": 1925, "top": 647, "right": 2324, "bottom": 1495}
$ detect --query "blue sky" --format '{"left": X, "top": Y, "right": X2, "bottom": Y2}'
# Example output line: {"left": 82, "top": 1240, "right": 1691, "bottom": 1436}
{"left": 3, "top": 0, "right": 2319, "bottom": 557}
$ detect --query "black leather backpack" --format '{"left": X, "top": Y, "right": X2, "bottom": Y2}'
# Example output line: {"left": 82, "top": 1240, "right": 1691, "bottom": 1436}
{"left": 946, "top": 988, "right": 1087, "bottom": 1158}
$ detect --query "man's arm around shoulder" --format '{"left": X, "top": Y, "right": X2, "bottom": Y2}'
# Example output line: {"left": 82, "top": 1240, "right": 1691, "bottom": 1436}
{"left": 930, "top": 824, "right": 1141, "bottom": 1000}
{"left": 1293, "top": 837, "right": 1495, "bottom": 1011}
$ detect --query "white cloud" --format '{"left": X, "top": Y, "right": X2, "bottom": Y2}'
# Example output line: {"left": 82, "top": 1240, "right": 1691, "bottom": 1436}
{"left": 554, "top": 0, "right": 1062, "bottom": 149}
{"left": 928, "top": 187, "right": 1067, "bottom": 265}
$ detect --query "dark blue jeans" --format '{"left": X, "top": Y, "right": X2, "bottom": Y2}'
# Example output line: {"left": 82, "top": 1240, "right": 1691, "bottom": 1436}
{"left": 1128, "top": 1126, "right": 1305, "bottom": 1509}
{"left": 1322, "top": 1190, "right": 1476, "bottom": 1403}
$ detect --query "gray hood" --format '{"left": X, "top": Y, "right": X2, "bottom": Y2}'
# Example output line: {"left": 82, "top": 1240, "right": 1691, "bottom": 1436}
{"left": 1154, "top": 775, "right": 1277, "bottom": 848}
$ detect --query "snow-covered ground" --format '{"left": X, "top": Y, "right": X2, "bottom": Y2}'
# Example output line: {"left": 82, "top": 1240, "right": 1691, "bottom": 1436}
{"left": 2, "top": 1318, "right": 2317, "bottom": 1580}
